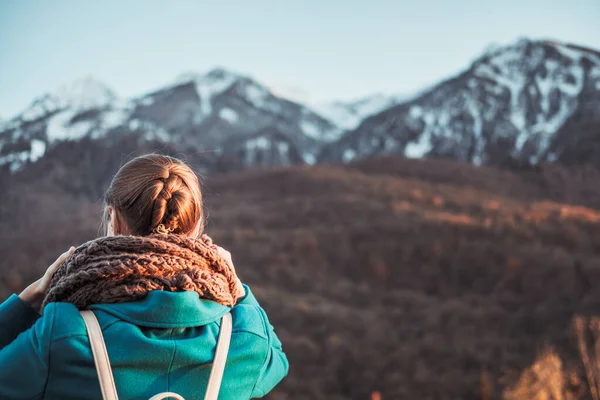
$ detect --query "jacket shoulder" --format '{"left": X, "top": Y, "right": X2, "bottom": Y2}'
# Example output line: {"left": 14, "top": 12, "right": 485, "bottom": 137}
{"left": 44, "top": 302, "right": 119, "bottom": 341}
{"left": 230, "top": 303, "right": 269, "bottom": 341}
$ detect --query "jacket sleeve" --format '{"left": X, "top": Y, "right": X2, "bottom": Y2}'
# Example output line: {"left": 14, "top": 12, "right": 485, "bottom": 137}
{"left": 0, "top": 294, "right": 42, "bottom": 348}
{"left": 237, "top": 284, "right": 289, "bottom": 398}
{"left": 0, "top": 295, "right": 53, "bottom": 399}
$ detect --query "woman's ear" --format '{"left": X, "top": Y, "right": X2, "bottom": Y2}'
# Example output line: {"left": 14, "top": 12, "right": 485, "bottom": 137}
{"left": 106, "top": 206, "right": 115, "bottom": 236}
{"left": 107, "top": 206, "right": 124, "bottom": 236}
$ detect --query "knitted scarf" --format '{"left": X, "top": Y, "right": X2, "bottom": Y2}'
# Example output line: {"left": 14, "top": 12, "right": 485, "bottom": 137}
{"left": 42, "top": 234, "right": 243, "bottom": 309}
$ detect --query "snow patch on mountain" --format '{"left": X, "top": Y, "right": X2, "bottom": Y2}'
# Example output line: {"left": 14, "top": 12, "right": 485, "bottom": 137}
{"left": 30, "top": 139, "right": 46, "bottom": 162}
{"left": 405, "top": 131, "right": 432, "bottom": 159}
{"left": 243, "top": 81, "right": 270, "bottom": 107}
{"left": 343, "top": 148, "right": 356, "bottom": 162}
{"left": 0, "top": 150, "right": 30, "bottom": 172}
{"left": 178, "top": 69, "right": 241, "bottom": 121}
{"left": 300, "top": 119, "right": 321, "bottom": 140}
{"left": 45, "top": 106, "right": 131, "bottom": 143}
{"left": 21, "top": 95, "right": 61, "bottom": 122}
{"left": 314, "top": 94, "right": 404, "bottom": 130}
{"left": 219, "top": 108, "right": 239, "bottom": 123}
{"left": 304, "top": 153, "right": 316, "bottom": 164}
{"left": 46, "top": 111, "right": 94, "bottom": 141}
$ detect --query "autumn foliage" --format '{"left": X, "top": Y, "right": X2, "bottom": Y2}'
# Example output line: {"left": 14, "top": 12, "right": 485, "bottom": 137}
{"left": 2, "top": 148, "right": 600, "bottom": 399}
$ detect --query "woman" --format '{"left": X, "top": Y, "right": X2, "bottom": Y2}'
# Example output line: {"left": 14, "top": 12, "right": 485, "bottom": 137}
{"left": 0, "top": 154, "right": 288, "bottom": 399}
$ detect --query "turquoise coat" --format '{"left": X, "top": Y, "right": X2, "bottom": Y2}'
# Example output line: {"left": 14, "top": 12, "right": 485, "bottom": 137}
{"left": 0, "top": 284, "right": 288, "bottom": 399}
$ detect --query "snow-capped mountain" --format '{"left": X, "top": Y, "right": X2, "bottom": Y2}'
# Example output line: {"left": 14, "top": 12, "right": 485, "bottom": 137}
{"left": 132, "top": 68, "right": 342, "bottom": 166}
{"left": 0, "top": 69, "right": 342, "bottom": 172}
{"left": 0, "top": 77, "right": 136, "bottom": 171}
{"left": 320, "top": 39, "right": 600, "bottom": 167}
{"left": 2, "top": 38, "right": 600, "bottom": 175}
{"left": 314, "top": 94, "right": 404, "bottom": 130}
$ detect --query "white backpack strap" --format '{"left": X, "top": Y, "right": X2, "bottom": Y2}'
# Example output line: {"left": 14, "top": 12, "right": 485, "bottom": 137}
{"left": 80, "top": 310, "right": 232, "bottom": 400}
{"left": 204, "top": 312, "right": 233, "bottom": 400}
{"left": 80, "top": 310, "right": 119, "bottom": 400}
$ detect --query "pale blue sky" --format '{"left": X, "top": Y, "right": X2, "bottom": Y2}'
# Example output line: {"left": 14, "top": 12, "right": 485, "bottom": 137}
{"left": 1, "top": 0, "right": 599, "bottom": 118}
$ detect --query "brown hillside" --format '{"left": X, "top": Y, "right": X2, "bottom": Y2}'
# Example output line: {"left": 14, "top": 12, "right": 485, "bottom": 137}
{"left": 2, "top": 155, "right": 600, "bottom": 399}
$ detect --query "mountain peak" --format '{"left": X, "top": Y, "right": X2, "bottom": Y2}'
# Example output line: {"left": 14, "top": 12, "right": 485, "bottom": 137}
{"left": 176, "top": 67, "right": 246, "bottom": 85}
{"left": 175, "top": 68, "right": 244, "bottom": 119}
{"left": 321, "top": 38, "right": 600, "bottom": 167}
{"left": 204, "top": 67, "right": 243, "bottom": 80}
{"left": 18, "top": 76, "right": 117, "bottom": 122}
{"left": 54, "top": 76, "right": 117, "bottom": 110}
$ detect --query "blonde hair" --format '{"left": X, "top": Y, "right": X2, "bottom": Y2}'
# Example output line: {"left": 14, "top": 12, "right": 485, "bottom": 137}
{"left": 103, "top": 154, "right": 204, "bottom": 236}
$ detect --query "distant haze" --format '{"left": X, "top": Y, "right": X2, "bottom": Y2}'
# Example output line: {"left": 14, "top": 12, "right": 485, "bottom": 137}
{"left": 1, "top": 0, "right": 599, "bottom": 117}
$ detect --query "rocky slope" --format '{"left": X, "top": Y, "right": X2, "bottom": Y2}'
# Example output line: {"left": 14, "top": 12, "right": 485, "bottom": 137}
{"left": 320, "top": 39, "right": 600, "bottom": 168}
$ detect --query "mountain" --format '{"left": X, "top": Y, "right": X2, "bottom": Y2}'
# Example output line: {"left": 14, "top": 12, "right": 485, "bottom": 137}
{"left": 0, "top": 68, "right": 342, "bottom": 173}
{"left": 320, "top": 39, "right": 600, "bottom": 167}
{"left": 2, "top": 39, "right": 600, "bottom": 175}
{"left": 0, "top": 77, "right": 137, "bottom": 172}
{"left": 135, "top": 68, "right": 343, "bottom": 167}
{"left": 313, "top": 93, "right": 404, "bottom": 130}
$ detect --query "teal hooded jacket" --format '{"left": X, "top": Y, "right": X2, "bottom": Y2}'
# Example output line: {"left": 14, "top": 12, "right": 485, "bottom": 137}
{"left": 0, "top": 284, "right": 288, "bottom": 399}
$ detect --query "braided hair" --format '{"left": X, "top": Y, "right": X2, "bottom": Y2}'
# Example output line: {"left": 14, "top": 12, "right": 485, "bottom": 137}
{"left": 104, "top": 154, "right": 204, "bottom": 237}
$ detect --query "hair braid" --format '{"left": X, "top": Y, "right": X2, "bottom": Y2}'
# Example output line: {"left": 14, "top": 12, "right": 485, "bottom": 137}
{"left": 104, "top": 154, "right": 204, "bottom": 237}
{"left": 150, "top": 169, "right": 190, "bottom": 234}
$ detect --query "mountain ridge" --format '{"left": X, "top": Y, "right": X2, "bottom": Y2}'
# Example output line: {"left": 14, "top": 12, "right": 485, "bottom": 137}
{"left": 320, "top": 39, "right": 600, "bottom": 168}
{"left": 1, "top": 38, "right": 599, "bottom": 174}
{"left": 0, "top": 68, "right": 346, "bottom": 172}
